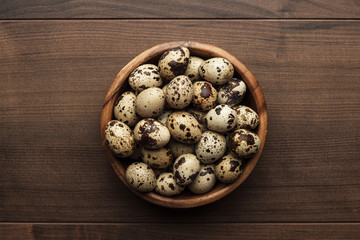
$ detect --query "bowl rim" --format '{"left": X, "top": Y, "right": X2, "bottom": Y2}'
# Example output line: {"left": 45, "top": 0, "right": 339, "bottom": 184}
{"left": 100, "top": 41, "right": 268, "bottom": 208}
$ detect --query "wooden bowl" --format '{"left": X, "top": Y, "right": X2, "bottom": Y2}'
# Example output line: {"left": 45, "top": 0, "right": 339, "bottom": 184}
{"left": 100, "top": 41, "right": 268, "bottom": 208}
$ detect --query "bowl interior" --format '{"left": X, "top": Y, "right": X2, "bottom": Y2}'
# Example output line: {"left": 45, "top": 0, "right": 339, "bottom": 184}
{"left": 100, "top": 41, "right": 268, "bottom": 208}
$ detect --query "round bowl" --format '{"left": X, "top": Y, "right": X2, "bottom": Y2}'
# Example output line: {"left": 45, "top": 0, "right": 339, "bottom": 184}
{"left": 100, "top": 41, "right": 268, "bottom": 208}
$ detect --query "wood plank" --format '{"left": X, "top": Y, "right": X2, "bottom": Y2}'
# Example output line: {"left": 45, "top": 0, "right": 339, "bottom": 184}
{"left": 0, "top": 20, "right": 359, "bottom": 223}
{"left": 1, "top": 0, "right": 360, "bottom": 19}
{"left": 1, "top": 223, "right": 360, "bottom": 240}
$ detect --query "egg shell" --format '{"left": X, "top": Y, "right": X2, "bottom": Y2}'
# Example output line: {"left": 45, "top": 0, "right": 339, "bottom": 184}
{"left": 141, "top": 146, "right": 173, "bottom": 169}
{"left": 155, "top": 172, "right": 185, "bottom": 196}
{"left": 158, "top": 47, "right": 190, "bottom": 81}
{"left": 215, "top": 153, "right": 243, "bottom": 183}
{"left": 218, "top": 78, "right": 246, "bottom": 106}
{"left": 195, "top": 131, "right": 227, "bottom": 163}
{"left": 184, "top": 56, "right": 205, "bottom": 81}
{"left": 165, "top": 75, "right": 193, "bottom": 109}
{"left": 156, "top": 109, "right": 173, "bottom": 126}
{"left": 188, "top": 164, "right": 216, "bottom": 194}
{"left": 173, "top": 153, "right": 201, "bottom": 186}
{"left": 192, "top": 81, "right": 218, "bottom": 111}
{"left": 187, "top": 107, "right": 207, "bottom": 132}
{"left": 199, "top": 57, "right": 234, "bottom": 85}
{"left": 126, "top": 162, "right": 156, "bottom": 192}
{"left": 133, "top": 118, "right": 170, "bottom": 149}
{"left": 113, "top": 91, "right": 139, "bottom": 127}
{"left": 167, "top": 111, "right": 202, "bottom": 144}
{"left": 104, "top": 120, "right": 136, "bottom": 158}
{"left": 136, "top": 87, "right": 165, "bottom": 118}
{"left": 168, "top": 138, "right": 195, "bottom": 158}
{"left": 128, "top": 64, "right": 163, "bottom": 92}
{"left": 228, "top": 129, "right": 261, "bottom": 158}
{"left": 205, "top": 104, "right": 237, "bottom": 133}
{"left": 233, "top": 105, "right": 260, "bottom": 130}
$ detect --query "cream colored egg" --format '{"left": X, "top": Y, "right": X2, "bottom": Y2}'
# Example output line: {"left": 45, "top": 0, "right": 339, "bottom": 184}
{"left": 141, "top": 146, "right": 173, "bottom": 169}
{"left": 167, "top": 111, "right": 202, "bottom": 144}
{"left": 195, "top": 131, "right": 227, "bottom": 163}
{"left": 233, "top": 105, "right": 260, "bottom": 130}
{"left": 188, "top": 164, "right": 216, "bottom": 194}
{"left": 205, "top": 104, "right": 237, "bottom": 133}
{"left": 168, "top": 138, "right": 195, "bottom": 158}
{"left": 199, "top": 57, "right": 234, "bottom": 85}
{"left": 215, "top": 153, "right": 243, "bottom": 183}
{"left": 184, "top": 56, "right": 205, "bottom": 81}
{"left": 128, "top": 64, "right": 163, "bottom": 92}
{"left": 136, "top": 87, "right": 165, "bottom": 118}
{"left": 158, "top": 47, "right": 190, "bottom": 81}
{"left": 133, "top": 118, "right": 170, "bottom": 149}
{"left": 155, "top": 172, "right": 185, "bottom": 196}
{"left": 104, "top": 120, "right": 136, "bottom": 158}
{"left": 173, "top": 153, "right": 201, "bottom": 186}
{"left": 217, "top": 78, "right": 246, "bottom": 106}
{"left": 113, "top": 91, "right": 139, "bottom": 127}
{"left": 228, "top": 129, "right": 261, "bottom": 158}
{"left": 165, "top": 75, "right": 193, "bottom": 109}
{"left": 192, "top": 81, "right": 217, "bottom": 111}
{"left": 126, "top": 162, "right": 156, "bottom": 192}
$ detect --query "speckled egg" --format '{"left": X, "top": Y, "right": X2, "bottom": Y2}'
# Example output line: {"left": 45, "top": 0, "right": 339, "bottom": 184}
{"left": 165, "top": 75, "right": 193, "bottom": 109}
{"left": 195, "top": 131, "right": 227, "bottom": 163}
{"left": 155, "top": 172, "right": 185, "bottom": 196}
{"left": 205, "top": 104, "right": 237, "bottom": 133}
{"left": 158, "top": 46, "right": 190, "bottom": 81}
{"left": 133, "top": 118, "right": 170, "bottom": 149}
{"left": 199, "top": 57, "right": 234, "bottom": 85}
{"left": 156, "top": 109, "right": 173, "bottom": 126}
{"left": 228, "top": 129, "right": 261, "bottom": 158}
{"left": 167, "top": 111, "right": 202, "bottom": 144}
{"left": 128, "top": 64, "right": 163, "bottom": 92}
{"left": 136, "top": 87, "right": 165, "bottom": 118}
{"left": 188, "top": 164, "right": 216, "bottom": 194}
{"left": 141, "top": 146, "right": 173, "bottom": 169}
{"left": 184, "top": 56, "right": 205, "bottom": 81}
{"left": 218, "top": 78, "right": 246, "bottom": 106}
{"left": 173, "top": 153, "right": 201, "bottom": 186}
{"left": 192, "top": 81, "right": 218, "bottom": 111}
{"left": 113, "top": 91, "right": 139, "bottom": 127}
{"left": 187, "top": 107, "right": 207, "bottom": 132}
{"left": 168, "top": 138, "right": 195, "bottom": 158}
{"left": 215, "top": 153, "right": 243, "bottom": 183}
{"left": 104, "top": 120, "right": 136, "bottom": 158}
{"left": 233, "top": 105, "right": 260, "bottom": 130}
{"left": 126, "top": 162, "right": 156, "bottom": 192}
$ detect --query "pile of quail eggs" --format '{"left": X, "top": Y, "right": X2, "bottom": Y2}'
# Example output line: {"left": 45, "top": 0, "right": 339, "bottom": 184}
{"left": 104, "top": 46, "right": 261, "bottom": 197}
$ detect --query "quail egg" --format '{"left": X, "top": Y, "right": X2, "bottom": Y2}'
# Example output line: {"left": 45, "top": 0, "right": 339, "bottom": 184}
{"left": 205, "top": 104, "right": 237, "bottom": 133}
{"left": 192, "top": 81, "right": 218, "bottom": 111}
{"left": 199, "top": 57, "right": 234, "bottom": 85}
{"left": 228, "top": 129, "right": 261, "bottom": 158}
{"left": 218, "top": 78, "right": 246, "bottom": 106}
{"left": 158, "top": 46, "right": 190, "bottom": 81}
{"left": 141, "top": 146, "right": 173, "bottom": 169}
{"left": 215, "top": 153, "right": 243, "bottom": 183}
{"left": 126, "top": 162, "right": 156, "bottom": 192}
{"left": 184, "top": 56, "right": 205, "bottom": 81}
{"left": 195, "top": 131, "right": 227, "bottom": 163}
{"left": 168, "top": 138, "right": 195, "bottom": 158}
{"left": 136, "top": 87, "right": 165, "bottom": 118}
{"left": 113, "top": 91, "right": 139, "bottom": 127}
{"left": 233, "top": 105, "right": 260, "bottom": 130}
{"left": 155, "top": 172, "right": 185, "bottom": 196}
{"left": 133, "top": 118, "right": 170, "bottom": 149}
{"left": 173, "top": 153, "right": 201, "bottom": 186}
{"left": 167, "top": 111, "right": 202, "bottom": 144}
{"left": 188, "top": 164, "right": 216, "bottom": 194}
{"left": 128, "top": 64, "right": 163, "bottom": 92}
{"left": 165, "top": 75, "right": 193, "bottom": 109}
{"left": 104, "top": 120, "right": 136, "bottom": 158}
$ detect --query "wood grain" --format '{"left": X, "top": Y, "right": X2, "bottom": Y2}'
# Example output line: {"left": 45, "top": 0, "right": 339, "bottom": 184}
{"left": 1, "top": 0, "right": 360, "bottom": 19}
{"left": 1, "top": 223, "right": 360, "bottom": 240}
{"left": 1, "top": 20, "right": 359, "bottom": 223}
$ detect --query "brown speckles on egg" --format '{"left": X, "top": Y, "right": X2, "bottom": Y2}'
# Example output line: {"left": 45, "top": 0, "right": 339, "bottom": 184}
{"left": 218, "top": 78, "right": 246, "bottom": 106}
{"left": 128, "top": 64, "right": 163, "bottom": 92}
{"left": 233, "top": 105, "right": 260, "bottom": 130}
{"left": 158, "top": 47, "right": 190, "bottom": 81}
{"left": 192, "top": 81, "right": 217, "bottom": 111}
{"left": 195, "top": 131, "right": 227, "bottom": 163}
{"left": 215, "top": 154, "right": 243, "bottom": 183}
{"left": 199, "top": 57, "right": 234, "bottom": 85}
{"left": 205, "top": 104, "right": 237, "bottom": 133}
{"left": 155, "top": 172, "right": 185, "bottom": 196}
{"left": 141, "top": 146, "right": 173, "bottom": 169}
{"left": 172, "top": 153, "right": 201, "bottom": 186}
{"left": 165, "top": 75, "right": 193, "bottom": 109}
{"left": 188, "top": 164, "right": 216, "bottom": 194}
{"left": 134, "top": 118, "right": 170, "bottom": 149}
{"left": 228, "top": 129, "right": 261, "bottom": 158}
{"left": 167, "top": 112, "right": 202, "bottom": 144}
{"left": 126, "top": 162, "right": 156, "bottom": 192}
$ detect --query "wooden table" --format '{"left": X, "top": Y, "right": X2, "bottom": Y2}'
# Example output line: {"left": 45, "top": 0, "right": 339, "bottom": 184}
{"left": 1, "top": 1, "right": 359, "bottom": 239}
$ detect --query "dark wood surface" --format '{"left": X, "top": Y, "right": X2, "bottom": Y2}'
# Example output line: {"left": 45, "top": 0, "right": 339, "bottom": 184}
{"left": 1, "top": 1, "right": 360, "bottom": 239}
